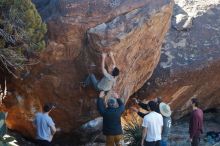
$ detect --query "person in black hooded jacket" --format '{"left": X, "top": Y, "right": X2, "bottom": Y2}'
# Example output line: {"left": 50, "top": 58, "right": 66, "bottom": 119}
{"left": 97, "top": 91, "right": 125, "bottom": 146}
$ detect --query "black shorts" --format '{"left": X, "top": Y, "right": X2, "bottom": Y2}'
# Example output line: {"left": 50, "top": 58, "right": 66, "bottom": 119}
{"left": 144, "top": 140, "right": 161, "bottom": 146}
{"left": 35, "top": 139, "right": 52, "bottom": 146}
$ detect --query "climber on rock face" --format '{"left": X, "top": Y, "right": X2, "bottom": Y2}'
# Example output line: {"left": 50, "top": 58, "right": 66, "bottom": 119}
{"left": 82, "top": 51, "right": 119, "bottom": 92}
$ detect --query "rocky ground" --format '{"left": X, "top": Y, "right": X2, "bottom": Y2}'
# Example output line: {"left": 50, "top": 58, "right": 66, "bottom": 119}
{"left": 6, "top": 111, "right": 220, "bottom": 146}
{"left": 170, "top": 111, "right": 220, "bottom": 146}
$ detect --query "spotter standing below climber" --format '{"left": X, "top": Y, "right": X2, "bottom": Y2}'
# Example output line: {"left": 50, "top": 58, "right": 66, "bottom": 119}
{"left": 97, "top": 91, "right": 125, "bottom": 146}
{"left": 82, "top": 52, "right": 119, "bottom": 92}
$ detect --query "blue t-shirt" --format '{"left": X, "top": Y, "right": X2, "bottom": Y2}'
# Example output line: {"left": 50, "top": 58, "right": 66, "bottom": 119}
{"left": 34, "top": 112, "right": 55, "bottom": 142}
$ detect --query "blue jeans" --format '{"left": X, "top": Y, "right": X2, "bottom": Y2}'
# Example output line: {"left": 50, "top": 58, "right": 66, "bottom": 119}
{"left": 84, "top": 74, "right": 100, "bottom": 91}
{"left": 160, "top": 140, "right": 167, "bottom": 146}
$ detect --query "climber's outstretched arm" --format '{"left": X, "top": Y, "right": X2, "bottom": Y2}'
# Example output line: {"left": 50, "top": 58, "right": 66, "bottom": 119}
{"left": 109, "top": 52, "right": 116, "bottom": 69}
{"left": 101, "top": 53, "right": 107, "bottom": 75}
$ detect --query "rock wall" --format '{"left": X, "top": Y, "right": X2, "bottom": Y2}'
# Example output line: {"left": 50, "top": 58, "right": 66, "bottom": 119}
{"left": 1, "top": 0, "right": 173, "bottom": 137}
{"left": 131, "top": 0, "right": 220, "bottom": 119}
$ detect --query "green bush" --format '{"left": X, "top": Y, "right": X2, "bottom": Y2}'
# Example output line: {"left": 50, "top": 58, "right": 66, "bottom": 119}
{"left": 0, "top": 0, "right": 46, "bottom": 75}
{"left": 124, "top": 116, "right": 142, "bottom": 146}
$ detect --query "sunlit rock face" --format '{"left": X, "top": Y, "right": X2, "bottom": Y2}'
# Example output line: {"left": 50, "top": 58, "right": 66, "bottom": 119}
{"left": 1, "top": 0, "right": 173, "bottom": 137}
{"left": 131, "top": 0, "right": 220, "bottom": 119}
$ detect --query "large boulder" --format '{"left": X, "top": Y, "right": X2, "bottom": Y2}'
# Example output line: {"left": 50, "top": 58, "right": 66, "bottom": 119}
{"left": 132, "top": 0, "right": 220, "bottom": 119}
{"left": 1, "top": 0, "right": 173, "bottom": 137}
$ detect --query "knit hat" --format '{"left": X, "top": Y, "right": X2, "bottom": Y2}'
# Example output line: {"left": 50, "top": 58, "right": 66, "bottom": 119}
{"left": 159, "top": 102, "right": 172, "bottom": 117}
{"left": 107, "top": 98, "right": 117, "bottom": 108}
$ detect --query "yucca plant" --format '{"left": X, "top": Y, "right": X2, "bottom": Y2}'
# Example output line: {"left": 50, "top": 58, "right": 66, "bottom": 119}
{"left": 0, "top": 136, "right": 15, "bottom": 146}
{"left": 124, "top": 115, "right": 142, "bottom": 146}
{"left": 0, "top": 112, "right": 15, "bottom": 146}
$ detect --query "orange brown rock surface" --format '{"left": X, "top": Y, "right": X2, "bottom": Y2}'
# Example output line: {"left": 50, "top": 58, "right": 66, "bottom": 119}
{"left": 1, "top": 0, "right": 174, "bottom": 137}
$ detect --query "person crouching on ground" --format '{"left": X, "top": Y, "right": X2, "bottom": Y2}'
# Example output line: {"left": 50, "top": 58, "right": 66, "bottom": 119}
{"left": 33, "top": 103, "right": 57, "bottom": 146}
{"left": 97, "top": 91, "right": 125, "bottom": 146}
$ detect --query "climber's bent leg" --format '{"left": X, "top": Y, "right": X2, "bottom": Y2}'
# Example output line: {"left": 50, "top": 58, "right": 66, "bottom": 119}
{"left": 84, "top": 74, "right": 99, "bottom": 91}
{"left": 89, "top": 74, "right": 99, "bottom": 90}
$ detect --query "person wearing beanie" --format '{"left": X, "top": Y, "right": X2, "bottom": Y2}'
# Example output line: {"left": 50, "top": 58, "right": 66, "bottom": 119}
{"left": 97, "top": 91, "right": 125, "bottom": 146}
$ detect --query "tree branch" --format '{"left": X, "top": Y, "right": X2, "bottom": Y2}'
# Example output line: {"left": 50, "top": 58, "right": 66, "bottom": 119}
{"left": 0, "top": 28, "right": 16, "bottom": 44}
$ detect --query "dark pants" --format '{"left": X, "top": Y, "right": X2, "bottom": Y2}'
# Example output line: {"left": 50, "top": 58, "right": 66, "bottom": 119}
{"left": 84, "top": 74, "right": 110, "bottom": 94}
{"left": 35, "top": 139, "right": 52, "bottom": 146}
{"left": 144, "top": 140, "right": 161, "bottom": 146}
{"left": 84, "top": 74, "right": 100, "bottom": 91}
{"left": 191, "top": 137, "right": 200, "bottom": 146}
